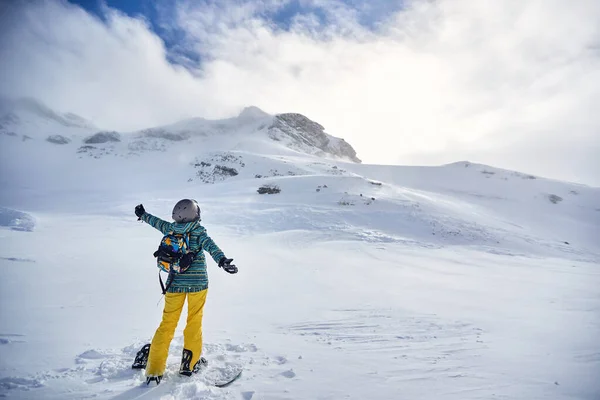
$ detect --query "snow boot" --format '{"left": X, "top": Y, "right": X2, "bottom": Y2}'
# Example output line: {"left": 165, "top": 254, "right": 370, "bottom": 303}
{"left": 179, "top": 349, "right": 208, "bottom": 376}
{"left": 132, "top": 344, "right": 151, "bottom": 369}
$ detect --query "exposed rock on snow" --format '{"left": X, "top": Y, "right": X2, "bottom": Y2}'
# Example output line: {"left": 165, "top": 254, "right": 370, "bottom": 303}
{"left": 46, "top": 135, "right": 71, "bottom": 144}
{"left": 127, "top": 138, "right": 167, "bottom": 153}
{"left": 548, "top": 194, "right": 563, "bottom": 204}
{"left": 141, "top": 128, "right": 190, "bottom": 141}
{"left": 192, "top": 153, "right": 245, "bottom": 183}
{"left": 257, "top": 184, "right": 281, "bottom": 194}
{"left": 83, "top": 131, "right": 121, "bottom": 144}
{"left": 77, "top": 144, "right": 118, "bottom": 158}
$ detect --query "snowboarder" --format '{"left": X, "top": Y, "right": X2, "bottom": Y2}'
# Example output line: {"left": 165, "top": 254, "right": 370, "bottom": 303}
{"left": 132, "top": 199, "right": 238, "bottom": 385}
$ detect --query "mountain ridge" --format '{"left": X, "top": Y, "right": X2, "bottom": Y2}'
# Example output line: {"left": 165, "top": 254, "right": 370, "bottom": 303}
{"left": 0, "top": 97, "right": 361, "bottom": 163}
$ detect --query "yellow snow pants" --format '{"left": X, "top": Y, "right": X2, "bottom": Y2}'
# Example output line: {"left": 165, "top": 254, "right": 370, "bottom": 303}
{"left": 146, "top": 290, "right": 208, "bottom": 377}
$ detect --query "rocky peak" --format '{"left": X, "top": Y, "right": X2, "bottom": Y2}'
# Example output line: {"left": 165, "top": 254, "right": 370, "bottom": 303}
{"left": 268, "top": 113, "right": 361, "bottom": 163}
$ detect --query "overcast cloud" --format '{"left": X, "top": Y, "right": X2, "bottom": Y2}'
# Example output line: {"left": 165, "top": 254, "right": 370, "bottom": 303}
{"left": 1, "top": 0, "right": 599, "bottom": 185}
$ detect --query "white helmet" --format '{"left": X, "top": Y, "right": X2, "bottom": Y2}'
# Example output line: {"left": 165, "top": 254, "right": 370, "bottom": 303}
{"left": 172, "top": 199, "right": 201, "bottom": 223}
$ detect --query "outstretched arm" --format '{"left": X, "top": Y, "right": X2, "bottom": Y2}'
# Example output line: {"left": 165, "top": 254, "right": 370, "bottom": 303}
{"left": 199, "top": 228, "right": 237, "bottom": 274}
{"left": 141, "top": 213, "right": 173, "bottom": 234}
{"left": 198, "top": 229, "right": 225, "bottom": 264}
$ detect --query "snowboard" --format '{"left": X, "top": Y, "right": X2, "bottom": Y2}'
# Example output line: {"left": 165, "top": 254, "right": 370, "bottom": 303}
{"left": 213, "top": 369, "right": 242, "bottom": 387}
{"left": 111, "top": 368, "right": 242, "bottom": 400}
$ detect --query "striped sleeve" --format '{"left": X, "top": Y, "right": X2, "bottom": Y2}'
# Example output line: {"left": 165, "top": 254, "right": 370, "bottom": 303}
{"left": 199, "top": 229, "right": 225, "bottom": 264}
{"left": 141, "top": 213, "right": 173, "bottom": 234}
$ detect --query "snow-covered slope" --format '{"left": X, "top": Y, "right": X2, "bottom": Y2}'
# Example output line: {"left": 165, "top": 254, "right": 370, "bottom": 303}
{"left": 0, "top": 100, "right": 598, "bottom": 400}
{"left": 0, "top": 97, "right": 96, "bottom": 141}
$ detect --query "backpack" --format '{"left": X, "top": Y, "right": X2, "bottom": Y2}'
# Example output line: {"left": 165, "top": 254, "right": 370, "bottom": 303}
{"left": 153, "top": 231, "right": 197, "bottom": 294}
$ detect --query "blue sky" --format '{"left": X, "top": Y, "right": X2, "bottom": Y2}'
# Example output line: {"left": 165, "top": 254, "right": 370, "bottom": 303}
{"left": 69, "top": 0, "right": 403, "bottom": 29}
{"left": 67, "top": 0, "right": 404, "bottom": 66}
{"left": 67, "top": 0, "right": 190, "bottom": 63}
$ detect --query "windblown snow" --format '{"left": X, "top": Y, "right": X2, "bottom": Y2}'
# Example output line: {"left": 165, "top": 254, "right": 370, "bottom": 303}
{"left": 0, "top": 99, "right": 598, "bottom": 400}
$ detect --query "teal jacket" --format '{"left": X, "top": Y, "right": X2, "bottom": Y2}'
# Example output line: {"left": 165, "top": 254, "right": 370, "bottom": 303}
{"left": 141, "top": 213, "right": 225, "bottom": 293}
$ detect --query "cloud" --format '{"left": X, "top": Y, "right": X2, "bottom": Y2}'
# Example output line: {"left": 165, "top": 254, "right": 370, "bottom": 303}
{"left": 1, "top": 0, "right": 599, "bottom": 185}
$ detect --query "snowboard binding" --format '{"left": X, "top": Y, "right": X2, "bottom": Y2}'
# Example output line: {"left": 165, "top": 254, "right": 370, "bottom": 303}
{"left": 146, "top": 375, "right": 162, "bottom": 385}
{"left": 132, "top": 343, "right": 151, "bottom": 369}
{"left": 179, "top": 349, "right": 208, "bottom": 376}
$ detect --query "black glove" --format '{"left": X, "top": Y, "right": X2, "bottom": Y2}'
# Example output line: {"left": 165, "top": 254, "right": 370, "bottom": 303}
{"left": 218, "top": 257, "right": 238, "bottom": 274}
{"left": 135, "top": 204, "right": 146, "bottom": 219}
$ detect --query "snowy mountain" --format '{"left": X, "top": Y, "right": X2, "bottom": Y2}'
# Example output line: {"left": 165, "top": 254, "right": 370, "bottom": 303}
{"left": 0, "top": 99, "right": 599, "bottom": 400}
{"left": 0, "top": 98, "right": 360, "bottom": 162}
